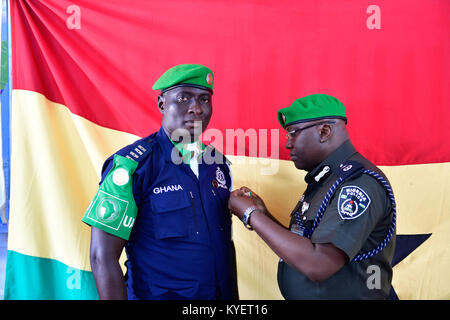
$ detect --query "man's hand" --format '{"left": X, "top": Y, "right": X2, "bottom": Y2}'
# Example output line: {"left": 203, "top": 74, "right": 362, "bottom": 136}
{"left": 228, "top": 186, "right": 347, "bottom": 283}
{"left": 228, "top": 187, "right": 268, "bottom": 220}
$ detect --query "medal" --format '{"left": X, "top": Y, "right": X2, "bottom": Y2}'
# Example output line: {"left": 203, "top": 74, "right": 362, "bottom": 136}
{"left": 301, "top": 201, "right": 309, "bottom": 214}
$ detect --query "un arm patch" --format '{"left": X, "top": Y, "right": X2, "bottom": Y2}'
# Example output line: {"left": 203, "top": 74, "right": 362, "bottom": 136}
{"left": 82, "top": 154, "right": 139, "bottom": 240}
{"left": 337, "top": 185, "right": 371, "bottom": 220}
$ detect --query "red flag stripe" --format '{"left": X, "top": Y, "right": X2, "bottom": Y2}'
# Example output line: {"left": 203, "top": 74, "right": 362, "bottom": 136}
{"left": 11, "top": 0, "right": 450, "bottom": 165}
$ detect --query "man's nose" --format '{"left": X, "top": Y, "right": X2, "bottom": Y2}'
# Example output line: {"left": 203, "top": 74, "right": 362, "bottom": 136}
{"left": 285, "top": 138, "right": 293, "bottom": 150}
{"left": 188, "top": 100, "right": 203, "bottom": 114}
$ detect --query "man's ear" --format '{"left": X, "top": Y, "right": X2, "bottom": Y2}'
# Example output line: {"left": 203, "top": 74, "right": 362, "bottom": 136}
{"left": 318, "top": 123, "right": 333, "bottom": 143}
{"left": 157, "top": 94, "right": 165, "bottom": 114}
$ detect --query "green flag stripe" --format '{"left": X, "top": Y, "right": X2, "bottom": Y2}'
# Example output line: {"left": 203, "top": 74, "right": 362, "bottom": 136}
{"left": 4, "top": 250, "right": 98, "bottom": 300}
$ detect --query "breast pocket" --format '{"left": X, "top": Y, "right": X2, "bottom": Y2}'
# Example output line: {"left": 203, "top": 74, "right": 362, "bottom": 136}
{"left": 150, "top": 191, "right": 191, "bottom": 239}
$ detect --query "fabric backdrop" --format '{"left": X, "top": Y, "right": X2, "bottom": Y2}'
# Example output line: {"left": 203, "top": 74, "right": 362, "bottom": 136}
{"left": 3, "top": 0, "right": 450, "bottom": 299}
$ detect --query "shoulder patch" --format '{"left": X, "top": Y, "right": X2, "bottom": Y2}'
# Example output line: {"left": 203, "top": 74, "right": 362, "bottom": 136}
{"left": 82, "top": 154, "right": 139, "bottom": 240}
{"left": 337, "top": 185, "right": 371, "bottom": 220}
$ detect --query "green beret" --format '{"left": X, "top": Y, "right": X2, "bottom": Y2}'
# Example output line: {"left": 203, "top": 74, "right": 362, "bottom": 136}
{"left": 277, "top": 94, "right": 347, "bottom": 128}
{"left": 152, "top": 64, "right": 214, "bottom": 94}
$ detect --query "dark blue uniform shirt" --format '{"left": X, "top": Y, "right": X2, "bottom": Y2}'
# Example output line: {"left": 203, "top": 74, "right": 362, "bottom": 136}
{"left": 98, "top": 127, "right": 237, "bottom": 299}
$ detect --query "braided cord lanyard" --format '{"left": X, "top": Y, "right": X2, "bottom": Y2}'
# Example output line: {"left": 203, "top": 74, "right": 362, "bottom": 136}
{"left": 296, "top": 169, "right": 396, "bottom": 262}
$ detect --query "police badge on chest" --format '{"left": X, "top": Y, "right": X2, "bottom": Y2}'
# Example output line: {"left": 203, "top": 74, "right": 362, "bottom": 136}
{"left": 212, "top": 167, "right": 227, "bottom": 190}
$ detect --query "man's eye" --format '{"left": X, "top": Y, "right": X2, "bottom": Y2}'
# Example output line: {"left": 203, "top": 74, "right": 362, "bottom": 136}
{"left": 201, "top": 97, "right": 210, "bottom": 104}
{"left": 177, "top": 96, "right": 189, "bottom": 102}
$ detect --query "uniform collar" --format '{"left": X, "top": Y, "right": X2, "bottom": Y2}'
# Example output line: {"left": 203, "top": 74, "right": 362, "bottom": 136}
{"left": 156, "top": 127, "right": 177, "bottom": 162}
{"left": 305, "top": 140, "right": 358, "bottom": 184}
{"left": 156, "top": 126, "right": 207, "bottom": 163}
{"left": 171, "top": 138, "right": 206, "bottom": 164}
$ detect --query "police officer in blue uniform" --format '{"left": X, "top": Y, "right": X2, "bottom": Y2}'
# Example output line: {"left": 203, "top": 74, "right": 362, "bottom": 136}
{"left": 82, "top": 64, "right": 238, "bottom": 300}
{"left": 228, "top": 94, "right": 396, "bottom": 299}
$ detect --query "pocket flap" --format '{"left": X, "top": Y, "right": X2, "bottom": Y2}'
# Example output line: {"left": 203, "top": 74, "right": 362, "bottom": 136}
{"left": 150, "top": 187, "right": 190, "bottom": 213}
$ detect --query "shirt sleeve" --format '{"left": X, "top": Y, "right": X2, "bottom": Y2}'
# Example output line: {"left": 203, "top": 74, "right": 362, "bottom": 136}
{"left": 310, "top": 175, "right": 391, "bottom": 261}
{"left": 82, "top": 154, "right": 139, "bottom": 240}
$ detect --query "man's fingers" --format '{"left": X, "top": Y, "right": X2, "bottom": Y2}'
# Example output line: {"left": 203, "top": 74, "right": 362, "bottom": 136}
{"left": 231, "top": 189, "right": 245, "bottom": 197}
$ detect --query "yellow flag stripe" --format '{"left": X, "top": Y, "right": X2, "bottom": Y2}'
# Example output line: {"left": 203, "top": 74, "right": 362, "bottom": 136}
{"left": 9, "top": 90, "right": 138, "bottom": 270}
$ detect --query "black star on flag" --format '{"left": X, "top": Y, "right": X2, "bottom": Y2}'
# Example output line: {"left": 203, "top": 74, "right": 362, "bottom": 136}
{"left": 388, "top": 233, "right": 432, "bottom": 300}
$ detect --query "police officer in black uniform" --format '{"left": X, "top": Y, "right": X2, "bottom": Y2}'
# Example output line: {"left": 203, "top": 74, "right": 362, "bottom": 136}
{"left": 228, "top": 94, "right": 396, "bottom": 299}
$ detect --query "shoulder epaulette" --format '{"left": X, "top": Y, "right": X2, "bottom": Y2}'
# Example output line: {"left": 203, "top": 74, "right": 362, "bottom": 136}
{"left": 100, "top": 135, "right": 156, "bottom": 183}
{"left": 121, "top": 136, "right": 156, "bottom": 163}
{"left": 336, "top": 160, "right": 365, "bottom": 181}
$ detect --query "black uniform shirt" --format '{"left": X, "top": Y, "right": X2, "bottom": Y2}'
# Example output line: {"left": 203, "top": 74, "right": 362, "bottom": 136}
{"left": 277, "top": 141, "right": 396, "bottom": 299}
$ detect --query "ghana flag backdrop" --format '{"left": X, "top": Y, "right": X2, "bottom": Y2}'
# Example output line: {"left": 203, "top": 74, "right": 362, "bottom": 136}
{"left": 3, "top": 0, "right": 450, "bottom": 299}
